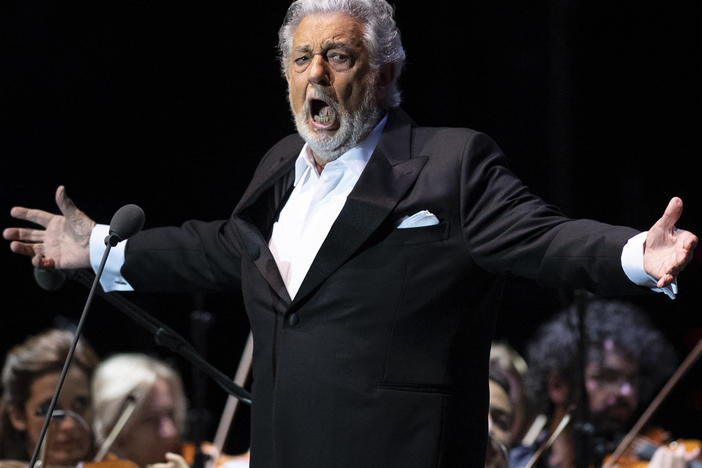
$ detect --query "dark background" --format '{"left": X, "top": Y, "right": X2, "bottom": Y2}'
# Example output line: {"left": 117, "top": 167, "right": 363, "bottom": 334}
{"left": 1, "top": 1, "right": 700, "bottom": 454}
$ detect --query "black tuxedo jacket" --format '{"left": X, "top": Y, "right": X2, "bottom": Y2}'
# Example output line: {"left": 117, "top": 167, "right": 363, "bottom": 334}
{"left": 122, "top": 108, "right": 642, "bottom": 467}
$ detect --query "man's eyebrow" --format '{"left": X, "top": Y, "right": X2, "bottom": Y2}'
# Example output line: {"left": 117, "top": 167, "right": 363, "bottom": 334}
{"left": 322, "top": 41, "right": 351, "bottom": 50}
{"left": 293, "top": 41, "right": 353, "bottom": 55}
{"left": 293, "top": 45, "right": 313, "bottom": 55}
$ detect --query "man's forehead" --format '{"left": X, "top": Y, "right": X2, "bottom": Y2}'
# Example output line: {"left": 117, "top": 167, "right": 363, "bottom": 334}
{"left": 292, "top": 12, "right": 366, "bottom": 50}
{"left": 588, "top": 343, "right": 638, "bottom": 372}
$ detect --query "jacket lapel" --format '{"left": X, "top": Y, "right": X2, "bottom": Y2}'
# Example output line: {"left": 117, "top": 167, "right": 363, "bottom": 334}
{"left": 291, "top": 109, "right": 427, "bottom": 306}
{"left": 232, "top": 136, "right": 303, "bottom": 306}
{"left": 232, "top": 109, "right": 426, "bottom": 308}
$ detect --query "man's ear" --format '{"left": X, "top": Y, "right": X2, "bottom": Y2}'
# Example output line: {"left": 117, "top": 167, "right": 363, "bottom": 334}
{"left": 8, "top": 406, "right": 27, "bottom": 431}
{"left": 547, "top": 371, "right": 570, "bottom": 406}
{"left": 375, "top": 63, "right": 396, "bottom": 101}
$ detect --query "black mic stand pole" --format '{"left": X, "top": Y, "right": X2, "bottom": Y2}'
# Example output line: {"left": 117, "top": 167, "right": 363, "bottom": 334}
{"left": 28, "top": 237, "right": 115, "bottom": 468}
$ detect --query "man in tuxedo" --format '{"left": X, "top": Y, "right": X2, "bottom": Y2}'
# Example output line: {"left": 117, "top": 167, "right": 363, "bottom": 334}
{"left": 3, "top": 1, "right": 697, "bottom": 467}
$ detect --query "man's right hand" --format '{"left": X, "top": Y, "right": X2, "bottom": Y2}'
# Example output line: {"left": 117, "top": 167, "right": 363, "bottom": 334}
{"left": 3, "top": 185, "right": 96, "bottom": 269}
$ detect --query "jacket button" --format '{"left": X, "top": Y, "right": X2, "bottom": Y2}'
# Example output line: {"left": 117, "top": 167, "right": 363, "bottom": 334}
{"left": 288, "top": 313, "right": 299, "bottom": 326}
{"left": 247, "top": 242, "right": 260, "bottom": 261}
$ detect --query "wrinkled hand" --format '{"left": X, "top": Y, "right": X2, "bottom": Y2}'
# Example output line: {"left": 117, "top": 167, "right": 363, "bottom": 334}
{"left": 145, "top": 452, "right": 189, "bottom": 468}
{"left": 648, "top": 443, "right": 700, "bottom": 468}
{"left": 2, "top": 185, "right": 95, "bottom": 269}
{"left": 643, "top": 197, "right": 698, "bottom": 289}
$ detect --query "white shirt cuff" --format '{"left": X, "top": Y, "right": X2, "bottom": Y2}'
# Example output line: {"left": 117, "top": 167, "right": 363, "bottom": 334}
{"left": 621, "top": 231, "right": 677, "bottom": 299}
{"left": 89, "top": 224, "right": 134, "bottom": 292}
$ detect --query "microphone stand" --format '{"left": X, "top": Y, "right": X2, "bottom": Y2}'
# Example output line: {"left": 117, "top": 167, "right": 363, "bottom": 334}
{"left": 68, "top": 269, "right": 252, "bottom": 405}
{"left": 28, "top": 238, "right": 114, "bottom": 468}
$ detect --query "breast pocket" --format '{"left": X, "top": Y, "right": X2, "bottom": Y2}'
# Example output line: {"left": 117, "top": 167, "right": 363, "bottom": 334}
{"left": 381, "top": 221, "right": 450, "bottom": 245}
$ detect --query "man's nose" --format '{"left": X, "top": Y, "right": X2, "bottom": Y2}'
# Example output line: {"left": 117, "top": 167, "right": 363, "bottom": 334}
{"left": 307, "top": 55, "right": 330, "bottom": 86}
{"left": 617, "top": 381, "right": 633, "bottom": 396}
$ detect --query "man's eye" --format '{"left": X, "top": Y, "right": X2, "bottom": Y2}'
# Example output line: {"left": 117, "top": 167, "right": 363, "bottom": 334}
{"left": 294, "top": 56, "right": 310, "bottom": 66}
{"left": 329, "top": 53, "right": 349, "bottom": 63}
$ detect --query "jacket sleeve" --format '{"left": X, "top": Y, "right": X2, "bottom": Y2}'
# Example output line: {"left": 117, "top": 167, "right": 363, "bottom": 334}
{"left": 121, "top": 217, "right": 243, "bottom": 293}
{"left": 458, "top": 131, "right": 643, "bottom": 296}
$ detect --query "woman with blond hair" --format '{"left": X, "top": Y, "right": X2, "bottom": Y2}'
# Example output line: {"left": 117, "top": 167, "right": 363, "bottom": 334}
{"left": 91, "top": 354, "right": 186, "bottom": 467}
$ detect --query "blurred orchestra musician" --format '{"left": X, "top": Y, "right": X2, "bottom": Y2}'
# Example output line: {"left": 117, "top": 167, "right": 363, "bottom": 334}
{"left": 486, "top": 364, "right": 514, "bottom": 468}
{"left": 510, "top": 298, "right": 699, "bottom": 468}
{"left": 0, "top": 328, "right": 98, "bottom": 467}
{"left": 490, "top": 341, "right": 534, "bottom": 448}
{"left": 91, "top": 354, "right": 186, "bottom": 467}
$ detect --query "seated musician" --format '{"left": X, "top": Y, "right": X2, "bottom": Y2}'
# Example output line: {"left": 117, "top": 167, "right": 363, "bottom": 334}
{"left": 486, "top": 364, "right": 514, "bottom": 468}
{"left": 0, "top": 328, "right": 99, "bottom": 466}
{"left": 91, "top": 354, "right": 185, "bottom": 467}
{"left": 490, "top": 341, "right": 534, "bottom": 448}
{"left": 510, "top": 298, "right": 696, "bottom": 468}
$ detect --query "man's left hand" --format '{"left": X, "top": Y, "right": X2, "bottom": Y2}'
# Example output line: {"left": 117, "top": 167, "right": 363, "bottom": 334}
{"left": 644, "top": 197, "right": 698, "bottom": 289}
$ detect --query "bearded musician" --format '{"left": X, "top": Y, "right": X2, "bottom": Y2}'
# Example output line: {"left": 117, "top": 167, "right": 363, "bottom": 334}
{"left": 510, "top": 299, "right": 700, "bottom": 468}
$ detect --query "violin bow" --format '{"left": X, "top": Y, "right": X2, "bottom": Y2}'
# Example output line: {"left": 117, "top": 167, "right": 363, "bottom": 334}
{"left": 603, "top": 333, "right": 702, "bottom": 468}
{"left": 93, "top": 396, "right": 139, "bottom": 462}
{"left": 206, "top": 331, "right": 254, "bottom": 468}
{"left": 523, "top": 412, "right": 572, "bottom": 468}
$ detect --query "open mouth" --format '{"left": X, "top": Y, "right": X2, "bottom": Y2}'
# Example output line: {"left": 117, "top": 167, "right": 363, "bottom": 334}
{"left": 309, "top": 98, "right": 338, "bottom": 130}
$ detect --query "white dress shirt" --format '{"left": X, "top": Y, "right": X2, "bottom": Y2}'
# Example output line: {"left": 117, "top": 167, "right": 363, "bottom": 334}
{"left": 267, "top": 115, "right": 387, "bottom": 298}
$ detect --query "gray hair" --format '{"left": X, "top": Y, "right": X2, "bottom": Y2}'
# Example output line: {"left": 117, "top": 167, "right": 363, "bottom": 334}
{"left": 278, "top": 0, "right": 406, "bottom": 109}
{"left": 91, "top": 353, "right": 187, "bottom": 447}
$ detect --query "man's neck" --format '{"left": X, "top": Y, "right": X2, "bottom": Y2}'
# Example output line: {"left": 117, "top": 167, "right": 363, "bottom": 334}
{"left": 311, "top": 151, "right": 326, "bottom": 174}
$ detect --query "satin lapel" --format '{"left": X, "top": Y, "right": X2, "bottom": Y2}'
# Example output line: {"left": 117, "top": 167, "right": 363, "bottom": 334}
{"left": 232, "top": 137, "right": 302, "bottom": 306}
{"left": 292, "top": 110, "right": 427, "bottom": 306}
{"left": 234, "top": 135, "right": 303, "bottom": 216}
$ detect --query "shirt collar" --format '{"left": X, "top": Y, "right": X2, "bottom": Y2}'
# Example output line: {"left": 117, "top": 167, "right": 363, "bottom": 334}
{"left": 293, "top": 113, "right": 388, "bottom": 185}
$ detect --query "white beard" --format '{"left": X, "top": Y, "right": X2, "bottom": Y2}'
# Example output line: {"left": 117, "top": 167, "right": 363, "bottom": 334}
{"left": 291, "top": 77, "right": 382, "bottom": 163}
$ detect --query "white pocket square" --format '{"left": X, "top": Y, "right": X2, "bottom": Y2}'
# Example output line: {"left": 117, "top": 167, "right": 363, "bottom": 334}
{"left": 397, "top": 210, "right": 439, "bottom": 229}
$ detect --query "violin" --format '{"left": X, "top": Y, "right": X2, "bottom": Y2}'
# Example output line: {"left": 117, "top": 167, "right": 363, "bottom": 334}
{"left": 180, "top": 443, "right": 249, "bottom": 467}
{"left": 82, "top": 456, "right": 139, "bottom": 468}
{"left": 601, "top": 428, "right": 702, "bottom": 467}
{"left": 601, "top": 335, "right": 702, "bottom": 468}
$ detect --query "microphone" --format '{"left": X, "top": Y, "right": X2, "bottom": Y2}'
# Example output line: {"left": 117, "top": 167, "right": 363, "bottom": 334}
{"left": 105, "top": 203, "right": 145, "bottom": 247}
{"left": 28, "top": 203, "right": 145, "bottom": 468}
{"left": 33, "top": 266, "right": 67, "bottom": 291}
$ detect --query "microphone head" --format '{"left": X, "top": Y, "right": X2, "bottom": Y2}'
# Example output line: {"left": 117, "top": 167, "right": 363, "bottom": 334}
{"left": 34, "top": 267, "right": 66, "bottom": 291}
{"left": 107, "top": 204, "right": 145, "bottom": 246}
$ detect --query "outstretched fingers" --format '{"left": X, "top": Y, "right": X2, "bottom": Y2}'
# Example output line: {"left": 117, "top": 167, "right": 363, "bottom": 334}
{"left": 8, "top": 240, "right": 38, "bottom": 257}
{"left": 3, "top": 226, "right": 45, "bottom": 243}
{"left": 8, "top": 206, "right": 55, "bottom": 228}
